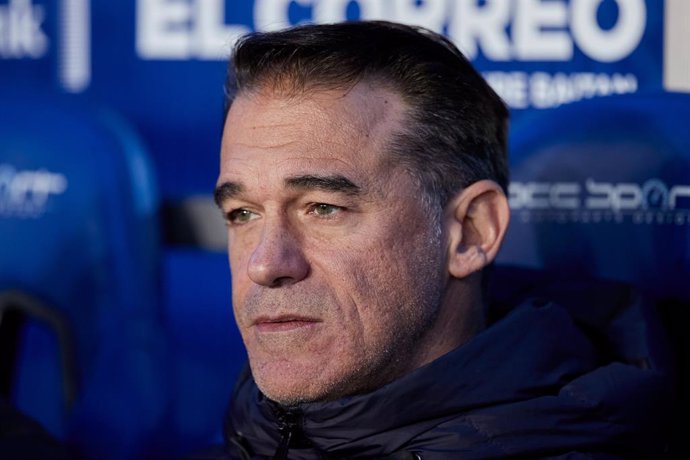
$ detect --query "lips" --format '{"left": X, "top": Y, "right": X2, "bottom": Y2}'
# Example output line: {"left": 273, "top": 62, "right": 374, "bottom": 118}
{"left": 252, "top": 315, "right": 321, "bottom": 333}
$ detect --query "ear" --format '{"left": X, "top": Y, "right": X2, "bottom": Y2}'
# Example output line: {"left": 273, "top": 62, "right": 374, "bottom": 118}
{"left": 445, "top": 180, "right": 510, "bottom": 279}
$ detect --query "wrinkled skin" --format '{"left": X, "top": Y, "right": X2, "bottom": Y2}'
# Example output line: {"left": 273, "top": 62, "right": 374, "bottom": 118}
{"left": 216, "top": 82, "right": 480, "bottom": 405}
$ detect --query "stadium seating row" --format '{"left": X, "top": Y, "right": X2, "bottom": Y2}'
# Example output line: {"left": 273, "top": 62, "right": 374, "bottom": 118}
{"left": 1, "top": 89, "right": 688, "bottom": 458}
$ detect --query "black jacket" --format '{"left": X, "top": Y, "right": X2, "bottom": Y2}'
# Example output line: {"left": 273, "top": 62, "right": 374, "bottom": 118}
{"left": 217, "top": 298, "right": 671, "bottom": 459}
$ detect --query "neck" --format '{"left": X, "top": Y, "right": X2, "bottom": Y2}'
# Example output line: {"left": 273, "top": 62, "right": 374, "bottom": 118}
{"left": 411, "top": 275, "right": 486, "bottom": 370}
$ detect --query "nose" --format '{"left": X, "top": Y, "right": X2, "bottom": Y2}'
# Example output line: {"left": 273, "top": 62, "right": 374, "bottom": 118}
{"left": 247, "top": 218, "right": 309, "bottom": 287}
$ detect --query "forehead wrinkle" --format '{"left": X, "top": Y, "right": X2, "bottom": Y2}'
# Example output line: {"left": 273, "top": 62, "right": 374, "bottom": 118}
{"left": 227, "top": 122, "right": 300, "bottom": 151}
{"left": 221, "top": 83, "right": 411, "bottom": 201}
{"left": 230, "top": 138, "right": 300, "bottom": 151}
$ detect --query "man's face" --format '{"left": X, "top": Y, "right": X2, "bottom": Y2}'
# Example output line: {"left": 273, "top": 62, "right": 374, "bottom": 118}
{"left": 217, "top": 82, "right": 450, "bottom": 404}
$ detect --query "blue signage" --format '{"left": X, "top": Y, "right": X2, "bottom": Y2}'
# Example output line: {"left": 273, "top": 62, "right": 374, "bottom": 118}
{"left": 0, "top": 0, "right": 684, "bottom": 197}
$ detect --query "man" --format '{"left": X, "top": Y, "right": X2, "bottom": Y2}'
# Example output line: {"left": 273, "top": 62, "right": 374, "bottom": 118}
{"left": 213, "top": 21, "right": 669, "bottom": 459}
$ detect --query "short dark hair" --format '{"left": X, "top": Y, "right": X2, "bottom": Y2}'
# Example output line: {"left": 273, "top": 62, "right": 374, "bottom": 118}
{"left": 224, "top": 21, "right": 509, "bottom": 208}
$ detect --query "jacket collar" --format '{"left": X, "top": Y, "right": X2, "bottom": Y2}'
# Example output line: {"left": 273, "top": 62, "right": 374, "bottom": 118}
{"left": 227, "top": 301, "right": 601, "bottom": 457}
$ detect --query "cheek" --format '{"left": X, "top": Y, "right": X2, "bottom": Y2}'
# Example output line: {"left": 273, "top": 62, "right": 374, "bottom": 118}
{"left": 318, "top": 238, "right": 418, "bottom": 335}
{"left": 227, "top": 228, "right": 256, "bottom": 266}
{"left": 227, "top": 239, "right": 256, "bottom": 322}
{"left": 342, "top": 223, "right": 443, "bottom": 323}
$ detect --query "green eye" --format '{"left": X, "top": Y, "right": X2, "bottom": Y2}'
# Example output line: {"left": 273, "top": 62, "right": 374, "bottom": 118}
{"left": 228, "top": 208, "right": 257, "bottom": 224}
{"left": 311, "top": 203, "right": 341, "bottom": 217}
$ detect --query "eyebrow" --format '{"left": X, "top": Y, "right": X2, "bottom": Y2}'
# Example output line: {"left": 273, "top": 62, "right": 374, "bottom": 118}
{"left": 213, "top": 174, "right": 362, "bottom": 209}
{"left": 285, "top": 174, "right": 362, "bottom": 196}
{"left": 214, "top": 181, "right": 243, "bottom": 208}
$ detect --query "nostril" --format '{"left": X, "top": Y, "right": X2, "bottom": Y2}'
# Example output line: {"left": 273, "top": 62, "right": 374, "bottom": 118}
{"left": 271, "top": 276, "right": 295, "bottom": 288}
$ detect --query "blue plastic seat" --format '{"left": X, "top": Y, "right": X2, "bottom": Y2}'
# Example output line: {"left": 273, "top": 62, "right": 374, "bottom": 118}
{"left": 160, "top": 247, "right": 245, "bottom": 455}
{"left": 0, "top": 89, "right": 166, "bottom": 459}
{"left": 497, "top": 91, "right": 690, "bottom": 456}
{"left": 499, "top": 92, "right": 690, "bottom": 300}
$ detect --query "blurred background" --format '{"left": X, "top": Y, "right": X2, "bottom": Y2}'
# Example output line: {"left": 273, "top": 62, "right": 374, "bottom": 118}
{"left": 1, "top": 0, "right": 689, "bottom": 459}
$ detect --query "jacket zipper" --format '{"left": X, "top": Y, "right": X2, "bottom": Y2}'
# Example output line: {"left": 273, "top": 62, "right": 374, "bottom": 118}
{"left": 273, "top": 408, "right": 300, "bottom": 460}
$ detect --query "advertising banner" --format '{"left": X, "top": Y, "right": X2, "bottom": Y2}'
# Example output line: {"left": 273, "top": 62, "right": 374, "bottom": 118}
{"left": 1, "top": 0, "right": 687, "bottom": 196}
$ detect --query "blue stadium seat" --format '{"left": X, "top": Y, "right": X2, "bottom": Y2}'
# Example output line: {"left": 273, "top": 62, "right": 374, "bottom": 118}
{"left": 0, "top": 89, "right": 167, "bottom": 459}
{"left": 160, "top": 247, "right": 245, "bottom": 455}
{"left": 496, "top": 91, "right": 690, "bottom": 456}
{"left": 499, "top": 92, "right": 690, "bottom": 299}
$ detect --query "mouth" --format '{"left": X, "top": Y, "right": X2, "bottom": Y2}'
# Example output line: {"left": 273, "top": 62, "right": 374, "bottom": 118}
{"left": 252, "top": 315, "right": 322, "bottom": 333}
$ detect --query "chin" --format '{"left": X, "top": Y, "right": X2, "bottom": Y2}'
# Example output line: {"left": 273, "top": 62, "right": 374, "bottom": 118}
{"left": 257, "top": 377, "right": 325, "bottom": 406}
{"left": 252, "top": 360, "right": 362, "bottom": 405}
{"left": 252, "top": 361, "right": 322, "bottom": 404}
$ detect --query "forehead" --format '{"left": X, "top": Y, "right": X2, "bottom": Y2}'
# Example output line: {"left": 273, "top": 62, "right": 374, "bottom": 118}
{"left": 219, "top": 82, "right": 408, "bottom": 189}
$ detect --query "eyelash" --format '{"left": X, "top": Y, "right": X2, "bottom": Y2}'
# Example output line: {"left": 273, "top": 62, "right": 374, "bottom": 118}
{"left": 225, "top": 208, "right": 256, "bottom": 226}
{"left": 224, "top": 203, "right": 345, "bottom": 226}
{"left": 306, "top": 203, "right": 344, "bottom": 218}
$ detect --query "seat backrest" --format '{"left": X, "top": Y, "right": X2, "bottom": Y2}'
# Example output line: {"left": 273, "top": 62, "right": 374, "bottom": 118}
{"left": 0, "top": 89, "right": 165, "bottom": 459}
{"left": 497, "top": 91, "right": 690, "bottom": 457}
{"left": 499, "top": 92, "right": 690, "bottom": 302}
